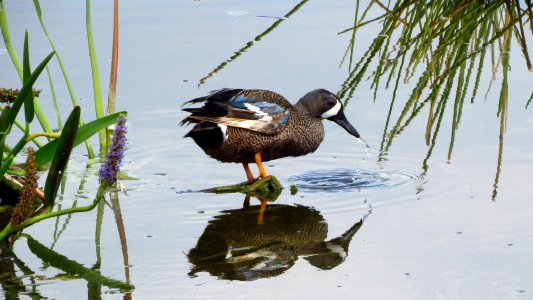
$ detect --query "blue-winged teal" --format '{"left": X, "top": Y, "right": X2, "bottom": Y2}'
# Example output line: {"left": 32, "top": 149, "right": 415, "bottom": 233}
{"left": 180, "top": 88, "right": 360, "bottom": 180}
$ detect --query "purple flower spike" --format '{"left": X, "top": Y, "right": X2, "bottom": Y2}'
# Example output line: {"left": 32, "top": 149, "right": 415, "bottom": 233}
{"left": 99, "top": 115, "right": 127, "bottom": 185}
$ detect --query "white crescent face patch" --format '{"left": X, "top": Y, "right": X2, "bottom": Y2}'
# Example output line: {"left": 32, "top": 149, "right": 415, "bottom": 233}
{"left": 320, "top": 100, "right": 342, "bottom": 119}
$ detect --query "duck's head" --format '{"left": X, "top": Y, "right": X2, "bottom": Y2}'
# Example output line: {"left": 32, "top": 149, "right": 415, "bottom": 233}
{"left": 297, "top": 89, "right": 360, "bottom": 138}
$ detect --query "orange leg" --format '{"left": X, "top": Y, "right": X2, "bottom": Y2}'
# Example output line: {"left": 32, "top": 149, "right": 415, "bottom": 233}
{"left": 257, "top": 198, "right": 267, "bottom": 225}
{"left": 242, "top": 162, "right": 254, "bottom": 181}
{"left": 254, "top": 152, "right": 267, "bottom": 178}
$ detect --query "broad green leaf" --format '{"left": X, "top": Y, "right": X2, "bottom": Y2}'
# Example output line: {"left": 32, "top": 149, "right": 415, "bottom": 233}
{"left": 35, "top": 111, "right": 126, "bottom": 167}
{"left": 26, "top": 235, "right": 134, "bottom": 290}
{"left": 44, "top": 106, "right": 80, "bottom": 206}
{"left": 23, "top": 31, "right": 35, "bottom": 123}
{"left": 3, "top": 51, "right": 54, "bottom": 132}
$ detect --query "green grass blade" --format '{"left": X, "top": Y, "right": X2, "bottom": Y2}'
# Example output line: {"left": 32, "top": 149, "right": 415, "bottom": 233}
{"left": 86, "top": 0, "right": 106, "bottom": 158}
{"left": 46, "top": 67, "right": 63, "bottom": 129}
{"left": 0, "top": 106, "right": 10, "bottom": 166}
{"left": 35, "top": 111, "right": 126, "bottom": 167}
{"left": 22, "top": 31, "right": 30, "bottom": 82}
{"left": 33, "top": 0, "right": 95, "bottom": 158}
{"left": 22, "top": 31, "right": 35, "bottom": 124}
{"left": 3, "top": 52, "right": 54, "bottom": 133}
{"left": 0, "top": 0, "right": 22, "bottom": 79}
{"left": 44, "top": 106, "right": 80, "bottom": 206}
{"left": 0, "top": 107, "right": 41, "bottom": 149}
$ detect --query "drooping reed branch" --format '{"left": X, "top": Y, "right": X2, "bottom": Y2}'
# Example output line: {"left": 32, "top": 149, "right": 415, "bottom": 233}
{"left": 198, "top": 0, "right": 310, "bottom": 87}
{"left": 86, "top": 0, "right": 106, "bottom": 158}
{"left": 526, "top": 91, "right": 533, "bottom": 109}
{"left": 492, "top": 7, "right": 512, "bottom": 201}
{"left": 339, "top": 0, "right": 531, "bottom": 166}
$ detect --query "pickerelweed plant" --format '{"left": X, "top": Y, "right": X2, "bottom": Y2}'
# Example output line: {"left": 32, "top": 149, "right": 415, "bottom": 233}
{"left": 0, "top": 0, "right": 125, "bottom": 245}
{"left": 0, "top": 114, "right": 128, "bottom": 242}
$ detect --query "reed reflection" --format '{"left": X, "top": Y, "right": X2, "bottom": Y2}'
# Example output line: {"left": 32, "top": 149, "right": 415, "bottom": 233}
{"left": 188, "top": 195, "right": 367, "bottom": 281}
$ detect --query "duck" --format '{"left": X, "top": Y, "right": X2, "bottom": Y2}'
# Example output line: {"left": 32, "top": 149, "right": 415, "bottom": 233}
{"left": 180, "top": 88, "right": 360, "bottom": 180}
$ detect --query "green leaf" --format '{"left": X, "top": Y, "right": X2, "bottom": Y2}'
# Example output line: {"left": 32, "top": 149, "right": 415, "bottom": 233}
{"left": 35, "top": 111, "right": 126, "bottom": 167}
{"left": 23, "top": 31, "right": 35, "bottom": 123}
{"left": 0, "top": 106, "right": 10, "bottom": 166}
{"left": 33, "top": 0, "right": 43, "bottom": 17}
{"left": 22, "top": 31, "right": 31, "bottom": 83}
{"left": 0, "top": 106, "right": 10, "bottom": 131}
{"left": 44, "top": 106, "right": 80, "bottom": 206}
{"left": 3, "top": 51, "right": 54, "bottom": 132}
{"left": 25, "top": 235, "right": 134, "bottom": 290}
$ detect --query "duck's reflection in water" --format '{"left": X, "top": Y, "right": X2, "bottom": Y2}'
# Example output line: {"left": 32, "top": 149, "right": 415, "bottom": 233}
{"left": 188, "top": 196, "right": 366, "bottom": 281}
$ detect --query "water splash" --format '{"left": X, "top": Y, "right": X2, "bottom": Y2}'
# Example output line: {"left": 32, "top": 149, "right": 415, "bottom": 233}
{"left": 288, "top": 168, "right": 422, "bottom": 193}
{"left": 357, "top": 137, "right": 371, "bottom": 155}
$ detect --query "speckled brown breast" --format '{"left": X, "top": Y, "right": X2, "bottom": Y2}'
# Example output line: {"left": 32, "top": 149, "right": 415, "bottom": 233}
{"left": 203, "top": 107, "right": 325, "bottom": 163}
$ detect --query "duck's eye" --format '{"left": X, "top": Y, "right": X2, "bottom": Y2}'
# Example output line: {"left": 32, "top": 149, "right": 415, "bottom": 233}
{"left": 327, "top": 98, "right": 337, "bottom": 107}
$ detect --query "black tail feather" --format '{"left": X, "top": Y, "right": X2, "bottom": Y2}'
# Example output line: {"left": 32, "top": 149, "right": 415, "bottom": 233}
{"left": 183, "top": 122, "right": 223, "bottom": 149}
{"left": 182, "top": 88, "right": 244, "bottom": 107}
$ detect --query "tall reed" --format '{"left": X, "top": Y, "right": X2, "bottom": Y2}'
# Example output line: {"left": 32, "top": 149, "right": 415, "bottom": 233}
{"left": 1, "top": 1, "right": 126, "bottom": 244}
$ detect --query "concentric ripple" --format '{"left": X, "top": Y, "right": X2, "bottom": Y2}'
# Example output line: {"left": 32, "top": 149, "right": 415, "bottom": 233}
{"left": 288, "top": 168, "right": 422, "bottom": 193}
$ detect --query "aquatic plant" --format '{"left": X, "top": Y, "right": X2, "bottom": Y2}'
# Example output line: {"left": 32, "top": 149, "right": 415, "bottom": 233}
{"left": 338, "top": 0, "right": 532, "bottom": 192}
{"left": 8, "top": 147, "right": 37, "bottom": 227}
{"left": 0, "top": 0, "right": 126, "bottom": 244}
{"left": 0, "top": 110, "right": 128, "bottom": 242}
{"left": 99, "top": 115, "right": 127, "bottom": 185}
{"left": 0, "top": 88, "right": 41, "bottom": 104}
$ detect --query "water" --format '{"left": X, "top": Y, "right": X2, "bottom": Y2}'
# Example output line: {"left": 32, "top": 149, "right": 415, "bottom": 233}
{"left": 1, "top": 1, "right": 533, "bottom": 299}
{"left": 357, "top": 137, "right": 371, "bottom": 156}
{"left": 288, "top": 168, "right": 421, "bottom": 192}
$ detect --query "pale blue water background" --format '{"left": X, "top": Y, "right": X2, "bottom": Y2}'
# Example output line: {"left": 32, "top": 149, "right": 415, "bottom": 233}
{"left": 1, "top": 1, "right": 533, "bottom": 299}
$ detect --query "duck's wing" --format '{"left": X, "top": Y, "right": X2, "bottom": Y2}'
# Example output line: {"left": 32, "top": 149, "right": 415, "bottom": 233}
{"left": 181, "top": 89, "right": 291, "bottom": 135}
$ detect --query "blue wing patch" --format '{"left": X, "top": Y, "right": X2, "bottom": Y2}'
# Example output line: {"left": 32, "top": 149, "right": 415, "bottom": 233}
{"left": 183, "top": 89, "right": 291, "bottom": 135}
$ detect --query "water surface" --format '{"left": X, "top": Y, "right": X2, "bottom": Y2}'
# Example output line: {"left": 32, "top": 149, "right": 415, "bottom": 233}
{"left": 1, "top": 1, "right": 533, "bottom": 299}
